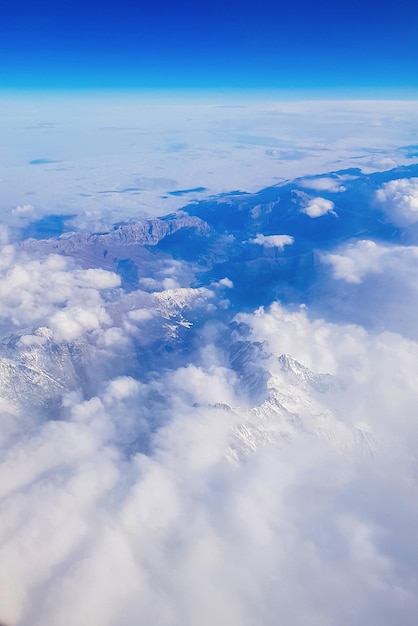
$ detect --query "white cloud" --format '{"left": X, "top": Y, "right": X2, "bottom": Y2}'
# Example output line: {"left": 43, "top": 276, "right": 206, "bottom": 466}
{"left": 375, "top": 177, "right": 418, "bottom": 226}
{"left": 218, "top": 277, "right": 234, "bottom": 288}
{"left": 322, "top": 239, "right": 386, "bottom": 284}
{"left": 236, "top": 301, "right": 366, "bottom": 374}
{"left": 127, "top": 308, "right": 154, "bottom": 322}
{"left": 104, "top": 376, "right": 140, "bottom": 402}
{"left": 317, "top": 240, "right": 418, "bottom": 339}
{"left": 0, "top": 249, "right": 120, "bottom": 338}
{"left": 299, "top": 177, "right": 346, "bottom": 192}
{"left": 322, "top": 239, "right": 418, "bottom": 284}
{"left": 50, "top": 305, "right": 112, "bottom": 342}
{"left": 2, "top": 303, "right": 418, "bottom": 625}
{"left": 249, "top": 234, "right": 294, "bottom": 249}
{"left": 12, "top": 203, "right": 35, "bottom": 216}
{"left": 301, "top": 196, "right": 335, "bottom": 217}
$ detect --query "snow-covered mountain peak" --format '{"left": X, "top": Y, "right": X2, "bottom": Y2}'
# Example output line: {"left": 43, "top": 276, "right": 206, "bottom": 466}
{"left": 226, "top": 354, "right": 374, "bottom": 464}
{"left": 278, "top": 353, "right": 342, "bottom": 393}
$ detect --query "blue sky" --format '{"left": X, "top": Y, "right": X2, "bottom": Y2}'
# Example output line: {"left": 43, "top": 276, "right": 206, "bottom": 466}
{"left": 1, "top": 0, "right": 418, "bottom": 90}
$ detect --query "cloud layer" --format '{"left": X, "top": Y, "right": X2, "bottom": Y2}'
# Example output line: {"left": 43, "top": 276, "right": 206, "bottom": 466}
{"left": 2, "top": 96, "right": 418, "bottom": 232}
{"left": 2, "top": 155, "right": 418, "bottom": 625}
{"left": 2, "top": 294, "right": 418, "bottom": 625}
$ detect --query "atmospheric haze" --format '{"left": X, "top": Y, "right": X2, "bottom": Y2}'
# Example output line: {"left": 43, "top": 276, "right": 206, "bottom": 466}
{"left": 1, "top": 93, "right": 418, "bottom": 626}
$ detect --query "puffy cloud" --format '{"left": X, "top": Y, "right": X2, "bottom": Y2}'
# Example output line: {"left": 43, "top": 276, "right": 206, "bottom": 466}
{"left": 218, "top": 277, "right": 234, "bottom": 288}
{"left": 321, "top": 239, "right": 418, "bottom": 289}
{"left": 317, "top": 240, "right": 418, "bottom": 338}
{"left": 249, "top": 234, "right": 294, "bottom": 249}
{"left": 0, "top": 248, "right": 120, "bottom": 339}
{"left": 2, "top": 241, "right": 418, "bottom": 626}
{"left": 321, "top": 239, "right": 418, "bottom": 284}
{"left": 375, "top": 177, "right": 418, "bottom": 226}
{"left": 2, "top": 300, "right": 418, "bottom": 625}
{"left": 301, "top": 196, "right": 335, "bottom": 218}
{"left": 236, "top": 301, "right": 365, "bottom": 374}
{"left": 50, "top": 305, "right": 112, "bottom": 342}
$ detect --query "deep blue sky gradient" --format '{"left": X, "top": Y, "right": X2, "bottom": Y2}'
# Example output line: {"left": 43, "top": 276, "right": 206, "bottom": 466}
{"left": 1, "top": 0, "right": 418, "bottom": 89}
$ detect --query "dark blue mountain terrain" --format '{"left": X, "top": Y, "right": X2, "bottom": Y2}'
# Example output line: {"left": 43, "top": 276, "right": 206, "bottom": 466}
{"left": 7, "top": 162, "right": 418, "bottom": 437}
{"left": 21, "top": 164, "right": 418, "bottom": 314}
